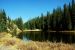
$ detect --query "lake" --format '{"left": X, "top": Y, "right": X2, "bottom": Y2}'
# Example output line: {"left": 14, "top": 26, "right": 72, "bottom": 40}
{"left": 18, "top": 31, "right": 75, "bottom": 43}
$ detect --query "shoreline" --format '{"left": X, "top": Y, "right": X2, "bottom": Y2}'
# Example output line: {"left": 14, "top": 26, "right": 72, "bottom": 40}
{"left": 23, "top": 29, "right": 75, "bottom": 32}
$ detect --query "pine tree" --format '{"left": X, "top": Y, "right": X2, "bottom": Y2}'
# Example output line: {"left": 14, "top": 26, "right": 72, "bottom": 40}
{"left": 55, "top": 7, "right": 62, "bottom": 31}
{"left": 47, "top": 11, "right": 50, "bottom": 30}
{"left": 14, "top": 17, "right": 23, "bottom": 31}
{"left": 41, "top": 13, "right": 44, "bottom": 30}
{"left": 62, "top": 4, "right": 68, "bottom": 30}
{"left": 71, "top": 0, "right": 75, "bottom": 30}
{"left": 53, "top": 9, "right": 56, "bottom": 30}
{"left": 0, "top": 9, "right": 7, "bottom": 32}
{"left": 68, "top": 3, "right": 72, "bottom": 30}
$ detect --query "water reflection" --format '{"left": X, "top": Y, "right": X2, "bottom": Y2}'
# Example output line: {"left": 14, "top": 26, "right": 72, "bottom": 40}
{"left": 20, "top": 31, "right": 75, "bottom": 43}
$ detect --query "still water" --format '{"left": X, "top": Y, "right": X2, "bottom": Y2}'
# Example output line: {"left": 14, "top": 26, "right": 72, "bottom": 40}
{"left": 18, "top": 31, "right": 75, "bottom": 43}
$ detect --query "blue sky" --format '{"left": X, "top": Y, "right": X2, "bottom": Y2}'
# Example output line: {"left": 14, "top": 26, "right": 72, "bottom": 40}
{"left": 0, "top": 0, "right": 71, "bottom": 22}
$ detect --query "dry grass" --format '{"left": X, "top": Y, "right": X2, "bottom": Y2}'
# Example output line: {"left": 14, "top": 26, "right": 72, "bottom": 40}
{"left": 0, "top": 32, "right": 75, "bottom": 50}
{"left": 22, "top": 41, "right": 75, "bottom": 50}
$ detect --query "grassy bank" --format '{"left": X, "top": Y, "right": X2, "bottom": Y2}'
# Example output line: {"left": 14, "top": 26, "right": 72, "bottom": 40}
{"left": 0, "top": 32, "right": 75, "bottom": 50}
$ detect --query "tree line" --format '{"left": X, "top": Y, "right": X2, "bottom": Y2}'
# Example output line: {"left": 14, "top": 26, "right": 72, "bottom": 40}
{"left": 0, "top": 0, "right": 75, "bottom": 32}
{"left": 24, "top": 0, "right": 75, "bottom": 31}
